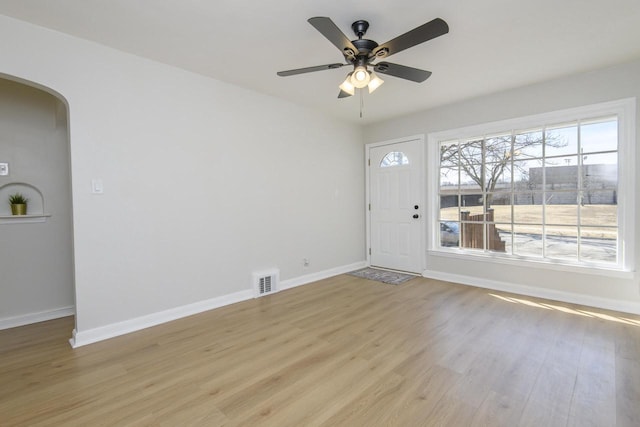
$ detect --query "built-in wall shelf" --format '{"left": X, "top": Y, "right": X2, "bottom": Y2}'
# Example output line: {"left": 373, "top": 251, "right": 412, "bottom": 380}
{"left": 0, "top": 214, "right": 51, "bottom": 225}
{"left": 0, "top": 182, "right": 48, "bottom": 221}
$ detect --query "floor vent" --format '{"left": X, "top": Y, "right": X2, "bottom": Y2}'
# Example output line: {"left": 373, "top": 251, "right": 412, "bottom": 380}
{"left": 253, "top": 269, "right": 279, "bottom": 298}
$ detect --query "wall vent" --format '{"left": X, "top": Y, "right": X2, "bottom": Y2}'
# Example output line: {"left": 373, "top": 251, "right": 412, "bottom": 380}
{"left": 253, "top": 269, "right": 279, "bottom": 298}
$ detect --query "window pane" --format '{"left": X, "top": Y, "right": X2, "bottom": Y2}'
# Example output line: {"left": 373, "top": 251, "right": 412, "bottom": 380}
{"left": 439, "top": 197, "right": 460, "bottom": 221}
{"left": 513, "top": 200, "right": 543, "bottom": 223}
{"left": 440, "top": 166, "right": 459, "bottom": 191}
{"left": 487, "top": 223, "right": 507, "bottom": 253}
{"left": 485, "top": 135, "right": 511, "bottom": 164}
{"left": 580, "top": 226, "right": 617, "bottom": 264}
{"left": 582, "top": 153, "right": 617, "bottom": 191}
{"left": 546, "top": 123, "right": 578, "bottom": 156}
{"left": 490, "top": 192, "right": 512, "bottom": 210}
{"left": 440, "top": 221, "right": 460, "bottom": 247}
{"left": 513, "top": 159, "right": 543, "bottom": 191}
{"left": 581, "top": 117, "right": 617, "bottom": 154}
{"left": 580, "top": 195, "right": 617, "bottom": 227}
{"left": 545, "top": 201, "right": 578, "bottom": 226}
{"left": 486, "top": 197, "right": 512, "bottom": 223}
{"left": 514, "top": 129, "right": 543, "bottom": 159}
{"left": 460, "top": 217, "right": 485, "bottom": 250}
{"left": 545, "top": 226, "right": 578, "bottom": 261}
{"left": 513, "top": 224, "right": 543, "bottom": 257}
{"left": 485, "top": 162, "right": 512, "bottom": 192}
{"left": 495, "top": 223, "right": 512, "bottom": 254}
{"left": 459, "top": 139, "right": 483, "bottom": 166}
{"left": 440, "top": 142, "right": 459, "bottom": 167}
{"left": 545, "top": 156, "right": 578, "bottom": 190}
{"left": 460, "top": 169, "right": 482, "bottom": 193}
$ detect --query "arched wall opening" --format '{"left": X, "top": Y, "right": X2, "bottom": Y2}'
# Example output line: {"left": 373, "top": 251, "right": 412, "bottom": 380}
{"left": 0, "top": 74, "right": 76, "bottom": 333}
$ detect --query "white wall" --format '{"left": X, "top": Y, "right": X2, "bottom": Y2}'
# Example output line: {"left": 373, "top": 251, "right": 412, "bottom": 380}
{"left": 365, "top": 59, "right": 640, "bottom": 312}
{"left": 0, "top": 15, "right": 365, "bottom": 339}
{"left": 0, "top": 79, "right": 74, "bottom": 325}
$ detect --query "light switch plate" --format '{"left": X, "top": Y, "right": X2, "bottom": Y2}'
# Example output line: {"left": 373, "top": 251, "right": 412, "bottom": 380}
{"left": 91, "top": 179, "right": 104, "bottom": 194}
{"left": 0, "top": 163, "right": 8, "bottom": 176}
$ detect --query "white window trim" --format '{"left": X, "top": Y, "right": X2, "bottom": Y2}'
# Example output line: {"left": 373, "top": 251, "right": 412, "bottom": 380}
{"left": 427, "top": 98, "right": 636, "bottom": 275}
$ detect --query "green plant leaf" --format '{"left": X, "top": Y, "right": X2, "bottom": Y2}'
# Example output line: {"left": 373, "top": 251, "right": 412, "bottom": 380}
{"left": 8, "top": 192, "right": 29, "bottom": 204}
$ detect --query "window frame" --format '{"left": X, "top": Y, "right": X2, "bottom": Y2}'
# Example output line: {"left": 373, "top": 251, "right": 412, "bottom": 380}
{"left": 427, "top": 98, "right": 636, "bottom": 275}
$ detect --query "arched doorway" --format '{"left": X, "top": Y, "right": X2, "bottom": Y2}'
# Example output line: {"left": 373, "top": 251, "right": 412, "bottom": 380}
{"left": 0, "top": 76, "right": 75, "bottom": 332}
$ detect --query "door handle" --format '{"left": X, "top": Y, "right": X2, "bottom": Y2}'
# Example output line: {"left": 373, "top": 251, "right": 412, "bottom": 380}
{"left": 413, "top": 214, "right": 419, "bottom": 219}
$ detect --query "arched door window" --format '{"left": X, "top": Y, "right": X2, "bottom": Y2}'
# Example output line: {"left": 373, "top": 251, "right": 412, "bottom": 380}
{"left": 380, "top": 151, "right": 409, "bottom": 167}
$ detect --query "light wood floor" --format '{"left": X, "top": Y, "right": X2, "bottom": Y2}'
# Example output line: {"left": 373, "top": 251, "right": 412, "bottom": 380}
{"left": 2, "top": 275, "right": 640, "bottom": 426}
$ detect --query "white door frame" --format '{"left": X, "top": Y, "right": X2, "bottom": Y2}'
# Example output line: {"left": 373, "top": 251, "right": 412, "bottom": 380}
{"left": 365, "top": 134, "right": 426, "bottom": 273}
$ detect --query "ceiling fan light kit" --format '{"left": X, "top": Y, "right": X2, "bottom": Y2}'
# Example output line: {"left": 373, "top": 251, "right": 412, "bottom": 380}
{"left": 277, "top": 16, "right": 449, "bottom": 100}
{"left": 367, "top": 71, "right": 384, "bottom": 93}
{"left": 339, "top": 73, "right": 356, "bottom": 96}
{"left": 351, "top": 65, "right": 370, "bottom": 88}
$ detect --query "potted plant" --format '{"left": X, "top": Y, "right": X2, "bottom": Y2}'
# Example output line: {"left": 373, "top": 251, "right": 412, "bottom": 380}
{"left": 9, "top": 193, "right": 28, "bottom": 215}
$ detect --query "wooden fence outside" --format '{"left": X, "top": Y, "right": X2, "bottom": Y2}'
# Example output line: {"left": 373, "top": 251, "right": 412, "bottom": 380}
{"left": 460, "top": 209, "right": 506, "bottom": 252}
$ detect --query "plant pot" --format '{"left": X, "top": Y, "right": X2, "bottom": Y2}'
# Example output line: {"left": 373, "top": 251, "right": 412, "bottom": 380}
{"left": 11, "top": 203, "right": 27, "bottom": 215}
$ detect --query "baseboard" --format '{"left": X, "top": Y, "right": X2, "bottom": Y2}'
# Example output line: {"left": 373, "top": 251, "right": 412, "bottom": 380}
{"left": 423, "top": 269, "right": 640, "bottom": 315}
{"left": 70, "top": 289, "right": 254, "bottom": 348}
{"left": 0, "top": 306, "right": 75, "bottom": 330}
{"left": 70, "top": 261, "right": 367, "bottom": 348}
{"left": 279, "top": 261, "right": 368, "bottom": 291}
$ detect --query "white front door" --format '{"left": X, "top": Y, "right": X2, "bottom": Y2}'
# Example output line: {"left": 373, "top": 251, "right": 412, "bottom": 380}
{"left": 368, "top": 138, "right": 423, "bottom": 273}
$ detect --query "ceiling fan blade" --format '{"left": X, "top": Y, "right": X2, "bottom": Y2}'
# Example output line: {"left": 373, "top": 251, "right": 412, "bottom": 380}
{"left": 338, "top": 89, "right": 353, "bottom": 98}
{"left": 373, "top": 62, "right": 432, "bottom": 82}
{"left": 371, "top": 18, "right": 449, "bottom": 59}
{"left": 308, "top": 17, "right": 359, "bottom": 58}
{"left": 277, "top": 63, "right": 346, "bottom": 77}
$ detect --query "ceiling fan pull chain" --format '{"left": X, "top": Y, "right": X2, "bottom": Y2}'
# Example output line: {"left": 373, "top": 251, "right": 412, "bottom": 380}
{"left": 360, "top": 89, "right": 364, "bottom": 118}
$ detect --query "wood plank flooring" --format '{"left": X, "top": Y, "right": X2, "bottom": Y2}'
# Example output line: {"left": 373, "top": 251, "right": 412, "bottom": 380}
{"left": 1, "top": 275, "right": 640, "bottom": 426}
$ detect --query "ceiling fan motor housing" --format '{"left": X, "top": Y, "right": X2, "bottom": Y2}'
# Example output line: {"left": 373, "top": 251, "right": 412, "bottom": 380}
{"left": 351, "top": 39, "right": 378, "bottom": 57}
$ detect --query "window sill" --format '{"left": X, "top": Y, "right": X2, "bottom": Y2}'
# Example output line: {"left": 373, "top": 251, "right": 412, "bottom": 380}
{"left": 428, "top": 248, "right": 635, "bottom": 279}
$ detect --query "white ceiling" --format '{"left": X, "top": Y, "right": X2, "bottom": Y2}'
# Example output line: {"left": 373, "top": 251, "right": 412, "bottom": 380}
{"left": 1, "top": 0, "right": 640, "bottom": 124}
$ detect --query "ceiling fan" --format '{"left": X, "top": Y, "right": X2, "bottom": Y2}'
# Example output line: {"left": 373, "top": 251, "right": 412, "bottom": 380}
{"left": 277, "top": 16, "right": 449, "bottom": 98}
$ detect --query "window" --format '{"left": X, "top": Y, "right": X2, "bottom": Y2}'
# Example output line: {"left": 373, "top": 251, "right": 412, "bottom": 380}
{"left": 380, "top": 151, "right": 409, "bottom": 167}
{"left": 429, "top": 99, "right": 635, "bottom": 272}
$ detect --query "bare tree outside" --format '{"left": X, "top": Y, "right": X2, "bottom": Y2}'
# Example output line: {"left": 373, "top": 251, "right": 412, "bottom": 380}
{"left": 439, "top": 132, "right": 565, "bottom": 211}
